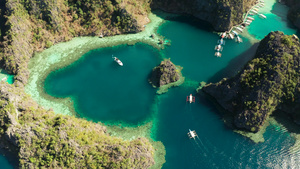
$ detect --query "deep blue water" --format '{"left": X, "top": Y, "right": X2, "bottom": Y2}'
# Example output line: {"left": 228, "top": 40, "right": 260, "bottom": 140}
{"left": 42, "top": 1, "right": 300, "bottom": 169}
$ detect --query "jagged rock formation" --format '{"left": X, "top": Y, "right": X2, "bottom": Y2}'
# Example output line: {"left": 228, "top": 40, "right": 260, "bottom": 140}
{"left": 0, "top": 0, "right": 150, "bottom": 87}
{"left": 149, "top": 59, "right": 180, "bottom": 87}
{"left": 202, "top": 31, "right": 300, "bottom": 132}
{"left": 0, "top": 82, "right": 155, "bottom": 168}
{"left": 151, "top": 0, "right": 256, "bottom": 31}
{"left": 284, "top": 0, "right": 300, "bottom": 29}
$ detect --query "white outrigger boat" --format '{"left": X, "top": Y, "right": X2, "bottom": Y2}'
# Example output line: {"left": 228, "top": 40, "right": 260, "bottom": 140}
{"left": 259, "top": 14, "right": 267, "bottom": 19}
{"left": 112, "top": 55, "right": 123, "bottom": 66}
{"left": 235, "top": 27, "right": 244, "bottom": 32}
{"left": 220, "top": 32, "right": 226, "bottom": 38}
{"left": 218, "top": 38, "right": 225, "bottom": 45}
{"left": 247, "top": 17, "right": 254, "bottom": 20}
{"left": 215, "top": 51, "right": 222, "bottom": 57}
{"left": 236, "top": 36, "right": 243, "bottom": 43}
{"left": 186, "top": 94, "right": 195, "bottom": 103}
{"left": 187, "top": 129, "right": 197, "bottom": 139}
{"left": 228, "top": 33, "right": 234, "bottom": 39}
{"left": 215, "top": 44, "right": 223, "bottom": 52}
{"left": 232, "top": 30, "right": 239, "bottom": 36}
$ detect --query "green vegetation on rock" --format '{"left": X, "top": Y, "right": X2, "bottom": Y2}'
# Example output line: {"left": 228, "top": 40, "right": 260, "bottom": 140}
{"left": 0, "top": 82, "right": 156, "bottom": 168}
{"left": 202, "top": 31, "right": 300, "bottom": 133}
{"left": 0, "top": 0, "right": 151, "bottom": 86}
{"left": 149, "top": 59, "right": 184, "bottom": 94}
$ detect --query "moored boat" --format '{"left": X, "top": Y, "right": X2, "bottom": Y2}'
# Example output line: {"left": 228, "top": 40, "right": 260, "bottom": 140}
{"left": 112, "top": 55, "right": 123, "bottom": 66}
{"left": 236, "top": 36, "right": 243, "bottom": 43}
{"left": 215, "top": 52, "right": 222, "bottom": 57}
{"left": 218, "top": 38, "right": 225, "bottom": 45}
{"left": 215, "top": 44, "right": 223, "bottom": 52}
{"left": 259, "top": 14, "right": 267, "bottom": 19}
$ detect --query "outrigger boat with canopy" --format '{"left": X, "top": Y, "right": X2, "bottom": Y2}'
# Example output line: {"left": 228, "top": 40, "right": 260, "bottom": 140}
{"left": 187, "top": 129, "right": 197, "bottom": 139}
{"left": 186, "top": 94, "right": 195, "bottom": 103}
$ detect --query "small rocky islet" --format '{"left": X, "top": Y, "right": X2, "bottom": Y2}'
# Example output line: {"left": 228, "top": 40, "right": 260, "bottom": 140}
{"left": 149, "top": 59, "right": 181, "bottom": 88}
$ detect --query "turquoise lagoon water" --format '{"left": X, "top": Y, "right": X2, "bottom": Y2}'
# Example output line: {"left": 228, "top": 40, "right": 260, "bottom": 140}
{"left": 248, "top": 1, "right": 299, "bottom": 40}
{"left": 45, "top": 44, "right": 161, "bottom": 124}
{"left": 43, "top": 1, "right": 300, "bottom": 169}
{"left": 0, "top": 155, "right": 13, "bottom": 169}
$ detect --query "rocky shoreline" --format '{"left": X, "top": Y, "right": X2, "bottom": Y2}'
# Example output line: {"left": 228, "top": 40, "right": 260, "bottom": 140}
{"left": 202, "top": 31, "right": 300, "bottom": 133}
{"left": 149, "top": 59, "right": 184, "bottom": 94}
{"left": 151, "top": 0, "right": 257, "bottom": 31}
{"left": 282, "top": 0, "right": 300, "bottom": 29}
{"left": 0, "top": 0, "right": 299, "bottom": 168}
{"left": 0, "top": 82, "right": 157, "bottom": 168}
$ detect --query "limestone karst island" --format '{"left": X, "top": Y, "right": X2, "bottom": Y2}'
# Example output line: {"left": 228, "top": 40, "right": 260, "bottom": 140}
{"left": 0, "top": 0, "right": 300, "bottom": 168}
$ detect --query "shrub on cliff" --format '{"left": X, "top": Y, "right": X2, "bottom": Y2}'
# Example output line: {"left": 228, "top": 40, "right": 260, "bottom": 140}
{"left": 202, "top": 31, "right": 300, "bottom": 132}
{"left": 0, "top": 82, "right": 156, "bottom": 168}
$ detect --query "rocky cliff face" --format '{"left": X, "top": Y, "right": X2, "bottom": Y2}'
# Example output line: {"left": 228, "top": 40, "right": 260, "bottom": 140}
{"left": 282, "top": 0, "right": 300, "bottom": 30}
{"left": 202, "top": 31, "right": 300, "bottom": 132}
{"left": 0, "top": 83, "right": 156, "bottom": 168}
{"left": 0, "top": 0, "right": 150, "bottom": 87}
{"left": 149, "top": 59, "right": 180, "bottom": 87}
{"left": 151, "top": 0, "right": 256, "bottom": 31}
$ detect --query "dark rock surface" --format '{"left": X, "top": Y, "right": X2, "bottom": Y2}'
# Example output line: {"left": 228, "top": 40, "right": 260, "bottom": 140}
{"left": 151, "top": 0, "right": 256, "bottom": 31}
{"left": 149, "top": 59, "right": 180, "bottom": 87}
{"left": 283, "top": 0, "right": 300, "bottom": 30}
{"left": 202, "top": 31, "right": 300, "bottom": 132}
{"left": 0, "top": 83, "right": 156, "bottom": 168}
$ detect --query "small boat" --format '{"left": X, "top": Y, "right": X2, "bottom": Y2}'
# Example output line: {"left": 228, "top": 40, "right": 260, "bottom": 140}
{"left": 251, "top": 10, "right": 258, "bottom": 14}
{"left": 112, "top": 55, "right": 123, "bottom": 66}
{"left": 215, "top": 44, "right": 223, "bottom": 52}
{"left": 228, "top": 33, "right": 234, "bottom": 39}
{"left": 215, "top": 52, "right": 222, "bottom": 57}
{"left": 293, "top": 34, "right": 299, "bottom": 40}
{"left": 259, "top": 14, "right": 267, "bottom": 19}
{"left": 218, "top": 38, "right": 225, "bottom": 45}
{"left": 1, "top": 77, "right": 7, "bottom": 81}
{"left": 236, "top": 36, "right": 243, "bottom": 43}
{"left": 235, "top": 27, "right": 244, "bottom": 32}
{"left": 246, "top": 19, "right": 253, "bottom": 23}
{"left": 187, "top": 129, "right": 197, "bottom": 139}
{"left": 232, "top": 30, "right": 239, "bottom": 36}
{"left": 247, "top": 17, "right": 254, "bottom": 20}
{"left": 220, "top": 32, "right": 226, "bottom": 38}
{"left": 245, "top": 21, "right": 252, "bottom": 25}
{"left": 186, "top": 94, "right": 195, "bottom": 103}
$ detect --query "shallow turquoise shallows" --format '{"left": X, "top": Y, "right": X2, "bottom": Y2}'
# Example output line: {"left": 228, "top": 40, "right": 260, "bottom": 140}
{"left": 43, "top": 1, "right": 300, "bottom": 169}
{"left": 248, "top": 2, "right": 298, "bottom": 40}
{"left": 0, "top": 155, "right": 13, "bottom": 169}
